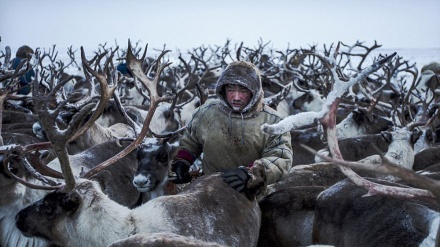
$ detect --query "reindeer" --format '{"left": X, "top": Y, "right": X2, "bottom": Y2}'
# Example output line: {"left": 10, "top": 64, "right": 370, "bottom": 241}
{"left": 62, "top": 120, "right": 136, "bottom": 155}
{"left": 97, "top": 102, "right": 181, "bottom": 134}
{"left": 414, "top": 145, "right": 440, "bottom": 171}
{"left": 0, "top": 145, "right": 53, "bottom": 247}
{"left": 13, "top": 41, "right": 262, "bottom": 247}
{"left": 108, "top": 232, "right": 228, "bottom": 247}
{"left": 356, "top": 126, "right": 421, "bottom": 178}
{"left": 354, "top": 59, "right": 438, "bottom": 178}
{"left": 131, "top": 126, "right": 205, "bottom": 203}
{"left": 314, "top": 108, "right": 392, "bottom": 163}
{"left": 0, "top": 139, "right": 143, "bottom": 247}
{"left": 0, "top": 53, "right": 55, "bottom": 247}
{"left": 258, "top": 186, "right": 326, "bottom": 247}
{"left": 313, "top": 178, "right": 439, "bottom": 247}
{"left": 43, "top": 140, "right": 141, "bottom": 207}
{"left": 307, "top": 117, "right": 440, "bottom": 247}
{"left": 5, "top": 40, "right": 438, "bottom": 246}
{"left": 291, "top": 88, "right": 326, "bottom": 114}
{"left": 260, "top": 45, "right": 439, "bottom": 247}
{"left": 16, "top": 175, "right": 261, "bottom": 247}
{"left": 258, "top": 171, "right": 439, "bottom": 247}
{"left": 0, "top": 44, "right": 132, "bottom": 247}
{"left": 132, "top": 137, "right": 180, "bottom": 202}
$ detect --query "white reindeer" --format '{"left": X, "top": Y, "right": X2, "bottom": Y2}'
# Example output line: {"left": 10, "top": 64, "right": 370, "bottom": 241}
{"left": 16, "top": 175, "right": 261, "bottom": 247}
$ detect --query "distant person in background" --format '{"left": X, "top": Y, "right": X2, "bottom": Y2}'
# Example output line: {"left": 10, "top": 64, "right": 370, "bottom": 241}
{"left": 10, "top": 45, "right": 35, "bottom": 95}
{"left": 116, "top": 62, "right": 133, "bottom": 77}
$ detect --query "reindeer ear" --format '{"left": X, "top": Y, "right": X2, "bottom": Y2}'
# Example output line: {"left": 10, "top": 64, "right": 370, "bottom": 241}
{"left": 365, "top": 112, "right": 376, "bottom": 124}
{"left": 163, "top": 109, "right": 173, "bottom": 119}
{"left": 425, "top": 129, "right": 434, "bottom": 142}
{"left": 168, "top": 134, "right": 181, "bottom": 144}
{"left": 62, "top": 191, "right": 81, "bottom": 214}
{"left": 292, "top": 97, "right": 302, "bottom": 109}
{"left": 304, "top": 93, "right": 314, "bottom": 103}
{"left": 165, "top": 141, "right": 174, "bottom": 154}
{"left": 411, "top": 129, "right": 422, "bottom": 144}
{"left": 381, "top": 131, "right": 392, "bottom": 143}
{"left": 352, "top": 109, "right": 366, "bottom": 125}
{"left": 158, "top": 136, "right": 172, "bottom": 145}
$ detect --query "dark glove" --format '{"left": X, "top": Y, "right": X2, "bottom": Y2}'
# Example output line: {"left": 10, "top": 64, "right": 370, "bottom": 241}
{"left": 221, "top": 167, "right": 251, "bottom": 193}
{"left": 221, "top": 164, "right": 267, "bottom": 199}
{"left": 171, "top": 161, "right": 192, "bottom": 184}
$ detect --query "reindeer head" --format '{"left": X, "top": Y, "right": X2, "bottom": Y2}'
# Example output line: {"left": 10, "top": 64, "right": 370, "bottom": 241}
{"left": 15, "top": 186, "right": 81, "bottom": 241}
{"left": 133, "top": 138, "right": 174, "bottom": 192}
{"left": 381, "top": 126, "right": 422, "bottom": 148}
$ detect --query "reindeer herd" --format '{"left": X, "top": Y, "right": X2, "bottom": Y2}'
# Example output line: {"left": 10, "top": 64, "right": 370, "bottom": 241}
{"left": 0, "top": 39, "right": 439, "bottom": 247}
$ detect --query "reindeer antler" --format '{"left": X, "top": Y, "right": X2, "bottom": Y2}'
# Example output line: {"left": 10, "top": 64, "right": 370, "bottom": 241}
{"left": 262, "top": 50, "right": 397, "bottom": 134}
{"left": 67, "top": 47, "right": 118, "bottom": 142}
{"left": 1, "top": 144, "right": 63, "bottom": 190}
{"left": 81, "top": 40, "right": 174, "bottom": 178}
{"left": 301, "top": 144, "right": 436, "bottom": 200}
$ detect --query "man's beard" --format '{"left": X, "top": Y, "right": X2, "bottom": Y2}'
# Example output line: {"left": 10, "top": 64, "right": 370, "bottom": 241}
{"left": 230, "top": 100, "right": 244, "bottom": 111}
{"left": 232, "top": 106, "right": 241, "bottom": 111}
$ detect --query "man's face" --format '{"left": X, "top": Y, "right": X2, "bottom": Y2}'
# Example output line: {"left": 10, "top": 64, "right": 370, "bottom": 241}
{"left": 225, "top": 84, "right": 252, "bottom": 112}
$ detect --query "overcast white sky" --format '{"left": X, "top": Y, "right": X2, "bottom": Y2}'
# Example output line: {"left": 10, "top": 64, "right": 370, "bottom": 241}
{"left": 1, "top": 0, "right": 439, "bottom": 54}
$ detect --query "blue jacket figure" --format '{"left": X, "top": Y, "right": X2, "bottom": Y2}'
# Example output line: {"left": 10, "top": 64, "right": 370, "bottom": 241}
{"left": 11, "top": 45, "right": 35, "bottom": 95}
{"left": 116, "top": 62, "right": 133, "bottom": 77}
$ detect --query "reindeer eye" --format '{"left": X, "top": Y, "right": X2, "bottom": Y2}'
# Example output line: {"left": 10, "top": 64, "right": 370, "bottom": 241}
{"left": 156, "top": 151, "right": 168, "bottom": 163}
{"left": 163, "top": 110, "right": 172, "bottom": 119}
{"left": 9, "top": 167, "right": 18, "bottom": 175}
{"left": 42, "top": 202, "right": 53, "bottom": 214}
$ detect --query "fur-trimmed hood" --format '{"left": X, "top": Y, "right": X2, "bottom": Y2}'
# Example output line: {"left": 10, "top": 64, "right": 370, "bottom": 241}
{"left": 215, "top": 61, "right": 264, "bottom": 115}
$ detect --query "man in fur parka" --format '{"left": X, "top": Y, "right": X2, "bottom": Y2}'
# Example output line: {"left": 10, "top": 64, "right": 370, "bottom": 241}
{"left": 171, "top": 61, "right": 293, "bottom": 198}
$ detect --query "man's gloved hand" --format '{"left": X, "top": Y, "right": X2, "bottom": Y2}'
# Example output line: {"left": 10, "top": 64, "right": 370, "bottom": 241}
{"left": 221, "top": 167, "right": 250, "bottom": 193}
{"left": 221, "top": 163, "right": 266, "bottom": 199}
{"left": 171, "top": 161, "right": 192, "bottom": 184}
